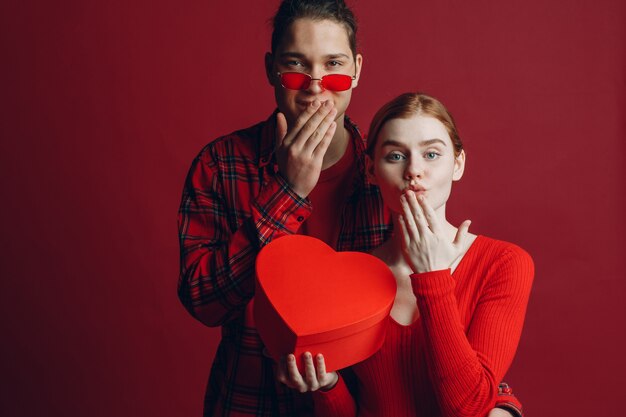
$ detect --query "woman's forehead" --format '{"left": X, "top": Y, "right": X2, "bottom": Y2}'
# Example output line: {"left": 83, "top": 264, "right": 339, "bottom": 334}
{"left": 379, "top": 116, "right": 452, "bottom": 147}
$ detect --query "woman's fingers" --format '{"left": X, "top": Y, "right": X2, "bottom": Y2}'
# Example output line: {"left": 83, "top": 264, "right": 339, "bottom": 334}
{"left": 286, "top": 354, "right": 307, "bottom": 392}
{"left": 397, "top": 214, "right": 412, "bottom": 250}
{"left": 406, "top": 191, "right": 429, "bottom": 235}
{"left": 400, "top": 194, "right": 420, "bottom": 242}
{"left": 417, "top": 194, "right": 442, "bottom": 235}
{"left": 316, "top": 354, "right": 339, "bottom": 390}
{"left": 302, "top": 352, "right": 320, "bottom": 391}
{"left": 454, "top": 220, "right": 472, "bottom": 247}
{"left": 278, "top": 352, "right": 334, "bottom": 392}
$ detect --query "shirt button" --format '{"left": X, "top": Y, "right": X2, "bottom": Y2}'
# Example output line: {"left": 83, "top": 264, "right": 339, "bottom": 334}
{"left": 297, "top": 216, "right": 304, "bottom": 222}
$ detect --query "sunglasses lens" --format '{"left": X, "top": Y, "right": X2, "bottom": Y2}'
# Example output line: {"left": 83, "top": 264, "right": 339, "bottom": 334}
{"left": 280, "top": 73, "right": 310, "bottom": 90}
{"left": 322, "top": 74, "right": 353, "bottom": 91}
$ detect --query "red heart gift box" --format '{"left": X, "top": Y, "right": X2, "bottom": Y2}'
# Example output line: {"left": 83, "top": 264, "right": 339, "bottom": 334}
{"left": 254, "top": 235, "right": 396, "bottom": 373}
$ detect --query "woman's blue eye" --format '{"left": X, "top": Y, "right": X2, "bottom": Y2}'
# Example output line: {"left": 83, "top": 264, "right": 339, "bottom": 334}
{"left": 425, "top": 152, "right": 440, "bottom": 160}
{"left": 386, "top": 152, "right": 406, "bottom": 162}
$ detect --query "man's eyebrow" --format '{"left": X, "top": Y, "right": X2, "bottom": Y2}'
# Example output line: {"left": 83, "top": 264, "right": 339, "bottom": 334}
{"left": 325, "top": 53, "right": 351, "bottom": 60}
{"left": 279, "top": 52, "right": 307, "bottom": 59}
{"left": 278, "top": 52, "right": 351, "bottom": 60}
{"left": 380, "top": 138, "right": 447, "bottom": 147}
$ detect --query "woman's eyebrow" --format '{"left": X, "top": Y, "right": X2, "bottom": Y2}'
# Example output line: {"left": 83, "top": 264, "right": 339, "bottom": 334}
{"left": 419, "top": 138, "right": 447, "bottom": 147}
{"left": 380, "top": 138, "right": 447, "bottom": 147}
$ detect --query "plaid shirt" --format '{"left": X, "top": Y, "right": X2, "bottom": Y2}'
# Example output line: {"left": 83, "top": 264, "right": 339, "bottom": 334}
{"left": 178, "top": 113, "right": 523, "bottom": 417}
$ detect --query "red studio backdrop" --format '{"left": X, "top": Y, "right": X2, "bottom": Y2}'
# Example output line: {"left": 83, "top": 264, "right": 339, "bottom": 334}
{"left": 0, "top": 1, "right": 624, "bottom": 416}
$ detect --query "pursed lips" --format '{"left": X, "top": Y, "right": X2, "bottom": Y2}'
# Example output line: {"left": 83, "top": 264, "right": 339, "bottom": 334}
{"left": 403, "top": 185, "right": 427, "bottom": 194}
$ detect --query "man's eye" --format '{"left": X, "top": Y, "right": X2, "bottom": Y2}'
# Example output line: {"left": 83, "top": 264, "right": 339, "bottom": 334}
{"left": 328, "top": 60, "right": 342, "bottom": 67}
{"left": 286, "top": 60, "right": 304, "bottom": 68}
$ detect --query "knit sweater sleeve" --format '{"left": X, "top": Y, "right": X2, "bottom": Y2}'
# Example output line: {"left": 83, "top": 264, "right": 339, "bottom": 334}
{"left": 410, "top": 243, "right": 534, "bottom": 417}
{"left": 312, "top": 374, "right": 357, "bottom": 417}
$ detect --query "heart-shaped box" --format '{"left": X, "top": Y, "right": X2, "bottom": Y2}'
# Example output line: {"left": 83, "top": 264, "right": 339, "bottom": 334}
{"left": 254, "top": 235, "right": 396, "bottom": 372}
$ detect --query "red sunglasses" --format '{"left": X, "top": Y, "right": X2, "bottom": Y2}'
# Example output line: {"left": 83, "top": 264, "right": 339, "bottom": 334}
{"left": 277, "top": 72, "right": 356, "bottom": 92}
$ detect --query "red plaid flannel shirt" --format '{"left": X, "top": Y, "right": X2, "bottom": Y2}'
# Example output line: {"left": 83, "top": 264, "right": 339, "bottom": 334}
{"left": 178, "top": 113, "right": 523, "bottom": 417}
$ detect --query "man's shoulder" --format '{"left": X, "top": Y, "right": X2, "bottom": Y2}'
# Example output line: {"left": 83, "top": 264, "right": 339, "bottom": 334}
{"left": 196, "top": 119, "right": 269, "bottom": 163}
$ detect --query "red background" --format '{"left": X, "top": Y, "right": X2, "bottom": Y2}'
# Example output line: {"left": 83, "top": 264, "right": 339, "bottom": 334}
{"left": 1, "top": 1, "right": 624, "bottom": 416}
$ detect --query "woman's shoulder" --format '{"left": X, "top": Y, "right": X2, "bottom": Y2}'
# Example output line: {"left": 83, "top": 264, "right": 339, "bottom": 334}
{"left": 473, "top": 235, "right": 534, "bottom": 272}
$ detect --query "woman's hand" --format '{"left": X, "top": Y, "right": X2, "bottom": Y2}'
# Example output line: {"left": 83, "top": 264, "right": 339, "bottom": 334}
{"left": 275, "top": 352, "right": 339, "bottom": 393}
{"left": 487, "top": 408, "right": 516, "bottom": 417}
{"left": 275, "top": 100, "right": 338, "bottom": 198}
{"left": 398, "top": 191, "right": 471, "bottom": 274}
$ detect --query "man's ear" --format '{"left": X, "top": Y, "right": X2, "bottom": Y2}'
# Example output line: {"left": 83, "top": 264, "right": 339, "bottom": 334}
{"left": 352, "top": 53, "right": 363, "bottom": 88}
{"left": 265, "top": 52, "right": 275, "bottom": 86}
{"left": 365, "top": 153, "right": 377, "bottom": 184}
{"left": 453, "top": 150, "right": 466, "bottom": 181}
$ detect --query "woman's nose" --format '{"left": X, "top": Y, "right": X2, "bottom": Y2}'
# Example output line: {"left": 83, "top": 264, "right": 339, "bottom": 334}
{"left": 404, "top": 159, "right": 423, "bottom": 180}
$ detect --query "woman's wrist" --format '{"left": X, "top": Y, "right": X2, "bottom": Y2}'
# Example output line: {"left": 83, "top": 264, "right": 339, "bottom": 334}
{"left": 319, "top": 372, "right": 339, "bottom": 392}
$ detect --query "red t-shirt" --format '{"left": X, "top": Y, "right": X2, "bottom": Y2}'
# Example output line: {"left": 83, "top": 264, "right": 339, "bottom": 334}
{"left": 300, "top": 137, "right": 356, "bottom": 248}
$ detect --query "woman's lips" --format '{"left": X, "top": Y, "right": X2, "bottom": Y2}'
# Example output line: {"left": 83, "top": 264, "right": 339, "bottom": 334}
{"left": 404, "top": 185, "right": 426, "bottom": 193}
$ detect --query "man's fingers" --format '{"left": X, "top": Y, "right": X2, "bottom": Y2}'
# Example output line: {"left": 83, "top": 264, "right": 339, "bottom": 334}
{"left": 275, "top": 112, "right": 288, "bottom": 148}
{"left": 304, "top": 106, "right": 337, "bottom": 154}
{"left": 293, "top": 101, "right": 335, "bottom": 149}
{"left": 312, "top": 121, "right": 336, "bottom": 159}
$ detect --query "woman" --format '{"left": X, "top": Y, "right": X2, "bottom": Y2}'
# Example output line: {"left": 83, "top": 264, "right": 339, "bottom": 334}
{"left": 277, "top": 93, "right": 533, "bottom": 417}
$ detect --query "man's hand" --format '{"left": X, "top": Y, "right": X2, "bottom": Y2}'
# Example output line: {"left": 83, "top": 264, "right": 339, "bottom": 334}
{"left": 275, "top": 100, "right": 337, "bottom": 198}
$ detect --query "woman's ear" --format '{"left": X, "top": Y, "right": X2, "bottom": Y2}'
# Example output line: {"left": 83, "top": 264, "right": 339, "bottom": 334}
{"left": 365, "top": 153, "right": 377, "bottom": 184}
{"left": 453, "top": 150, "right": 465, "bottom": 181}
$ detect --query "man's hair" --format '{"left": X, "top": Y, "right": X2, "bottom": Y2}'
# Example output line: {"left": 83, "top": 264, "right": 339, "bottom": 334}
{"left": 270, "top": 0, "right": 358, "bottom": 57}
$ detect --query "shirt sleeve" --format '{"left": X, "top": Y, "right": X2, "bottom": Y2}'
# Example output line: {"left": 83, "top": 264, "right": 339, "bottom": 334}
{"left": 312, "top": 374, "right": 357, "bottom": 417}
{"left": 410, "top": 246, "right": 534, "bottom": 417}
{"left": 177, "top": 147, "right": 312, "bottom": 326}
{"left": 495, "top": 382, "right": 524, "bottom": 417}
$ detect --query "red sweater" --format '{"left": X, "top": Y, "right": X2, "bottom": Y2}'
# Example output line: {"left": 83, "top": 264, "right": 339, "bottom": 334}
{"left": 313, "top": 236, "right": 534, "bottom": 417}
